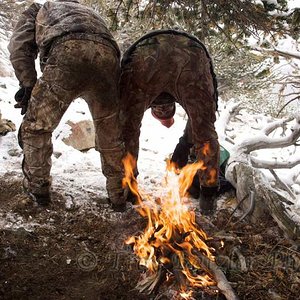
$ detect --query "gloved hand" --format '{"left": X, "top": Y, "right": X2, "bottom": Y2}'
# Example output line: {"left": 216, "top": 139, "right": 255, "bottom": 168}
{"left": 187, "top": 175, "right": 200, "bottom": 199}
{"left": 199, "top": 186, "right": 219, "bottom": 215}
{"left": 171, "top": 138, "right": 193, "bottom": 168}
{"left": 14, "top": 86, "right": 33, "bottom": 115}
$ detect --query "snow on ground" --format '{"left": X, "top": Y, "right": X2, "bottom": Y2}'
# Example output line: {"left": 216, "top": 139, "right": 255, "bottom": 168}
{"left": 0, "top": 2, "right": 300, "bottom": 229}
{"left": 0, "top": 211, "right": 53, "bottom": 232}
{"left": 0, "top": 72, "right": 187, "bottom": 203}
{"left": 1, "top": 75, "right": 300, "bottom": 217}
{"left": 288, "top": 0, "right": 300, "bottom": 9}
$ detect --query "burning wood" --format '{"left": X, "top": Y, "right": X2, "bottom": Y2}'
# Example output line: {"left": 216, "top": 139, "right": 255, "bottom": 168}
{"left": 123, "top": 154, "right": 239, "bottom": 300}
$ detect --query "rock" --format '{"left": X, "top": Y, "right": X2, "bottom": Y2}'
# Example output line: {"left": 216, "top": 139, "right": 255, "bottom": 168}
{"left": 0, "top": 62, "right": 13, "bottom": 77}
{"left": 0, "top": 111, "right": 16, "bottom": 135}
{"left": 62, "top": 120, "right": 95, "bottom": 151}
{"left": 7, "top": 148, "right": 21, "bottom": 157}
{"left": 53, "top": 151, "right": 62, "bottom": 159}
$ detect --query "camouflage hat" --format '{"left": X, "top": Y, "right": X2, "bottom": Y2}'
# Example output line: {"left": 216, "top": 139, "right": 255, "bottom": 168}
{"left": 151, "top": 92, "right": 176, "bottom": 128}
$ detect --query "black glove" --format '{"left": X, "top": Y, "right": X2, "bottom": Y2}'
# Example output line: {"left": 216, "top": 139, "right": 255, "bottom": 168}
{"left": 187, "top": 175, "right": 200, "bottom": 199}
{"left": 199, "top": 186, "right": 219, "bottom": 215}
{"left": 14, "top": 86, "right": 33, "bottom": 115}
{"left": 171, "top": 138, "right": 193, "bottom": 168}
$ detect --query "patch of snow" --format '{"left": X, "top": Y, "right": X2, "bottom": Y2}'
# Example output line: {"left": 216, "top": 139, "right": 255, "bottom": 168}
{"left": 0, "top": 1, "right": 299, "bottom": 227}
{"left": 0, "top": 211, "right": 53, "bottom": 232}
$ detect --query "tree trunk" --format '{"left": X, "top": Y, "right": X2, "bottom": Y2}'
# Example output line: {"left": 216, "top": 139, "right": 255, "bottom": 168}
{"left": 226, "top": 159, "right": 300, "bottom": 244}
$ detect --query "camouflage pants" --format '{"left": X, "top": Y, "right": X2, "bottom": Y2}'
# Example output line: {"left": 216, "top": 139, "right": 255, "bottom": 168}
{"left": 20, "top": 39, "right": 125, "bottom": 204}
{"left": 121, "top": 33, "right": 219, "bottom": 187}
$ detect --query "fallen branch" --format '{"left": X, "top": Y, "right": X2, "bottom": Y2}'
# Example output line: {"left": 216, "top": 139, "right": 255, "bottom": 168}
{"left": 262, "top": 117, "right": 293, "bottom": 135}
{"left": 252, "top": 46, "right": 300, "bottom": 60}
{"left": 268, "top": 169, "right": 296, "bottom": 201}
{"left": 235, "top": 190, "right": 255, "bottom": 224}
{"left": 225, "top": 193, "right": 250, "bottom": 227}
{"left": 135, "top": 242, "right": 239, "bottom": 299}
{"left": 231, "top": 247, "right": 248, "bottom": 272}
{"left": 197, "top": 252, "right": 240, "bottom": 300}
{"left": 222, "top": 102, "right": 300, "bottom": 243}
{"left": 277, "top": 96, "right": 300, "bottom": 117}
{"left": 216, "top": 101, "right": 242, "bottom": 145}
{"left": 250, "top": 155, "right": 300, "bottom": 169}
{"left": 240, "top": 117, "right": 300, "bottom": 154}
{"left": 254, "top": 173, "right": 300, "bottom": 243}
{"left": 135, "top": 267, "right": 167, "bottom": 295}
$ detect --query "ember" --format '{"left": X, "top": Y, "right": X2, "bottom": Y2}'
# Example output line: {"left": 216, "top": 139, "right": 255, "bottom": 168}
{"left": 122, "top": 154, "right": 217, "bottom": 298}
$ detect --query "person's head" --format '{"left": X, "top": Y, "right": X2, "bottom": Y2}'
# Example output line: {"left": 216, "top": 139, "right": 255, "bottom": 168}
{"left": 151, "top": 93, "right": 176, "bottom": 128}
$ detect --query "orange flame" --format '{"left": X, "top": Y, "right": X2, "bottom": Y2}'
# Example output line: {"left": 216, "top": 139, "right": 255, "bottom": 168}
{"left": 180, "top": 290, "right": 193, "bottom": 299}
{"left": 202, "top": 142, "right": 211, "bottom": 156}
{"left": 207, "top": 168, "right": 217, "bottom": 186}
{"left": 123, "top": 153, "right": 216, "bottom": 296}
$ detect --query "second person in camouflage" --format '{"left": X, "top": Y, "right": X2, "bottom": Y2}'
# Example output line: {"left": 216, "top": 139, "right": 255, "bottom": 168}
{"left": 120, "top": 29, "right": 220, "bottom": 214}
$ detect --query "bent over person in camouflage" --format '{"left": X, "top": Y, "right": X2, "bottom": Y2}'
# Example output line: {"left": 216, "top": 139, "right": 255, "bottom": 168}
{"left": 121, "top": 30, "right": 220, "bottom": 214}
{"left": 8, "top": 0, "right": 126, "bottom": 211}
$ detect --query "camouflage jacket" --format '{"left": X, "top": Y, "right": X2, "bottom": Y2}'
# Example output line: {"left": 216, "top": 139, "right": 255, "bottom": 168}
{"left": 8, "top": 0, "right": 119, "bottom": 88}
{"left": 121, "top": 29, "right": 219, "bottom": 151}
{"left": 122, "top": 29, "right": 219, "bottom": 109}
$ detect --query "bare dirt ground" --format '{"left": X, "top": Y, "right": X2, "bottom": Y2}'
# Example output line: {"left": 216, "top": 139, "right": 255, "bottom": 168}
{"left": 0, "top": 175, "right": 299, "bottom": 300}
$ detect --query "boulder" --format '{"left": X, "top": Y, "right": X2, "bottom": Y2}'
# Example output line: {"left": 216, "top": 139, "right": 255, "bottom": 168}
{"left": 62, "top": 120, "right": 95, "bottom": 151}
{"left": 0, "top": 61, "right": 13, "bottom": 77}
{"left": 0, "top": 111, "right": 16, "bottom": 136}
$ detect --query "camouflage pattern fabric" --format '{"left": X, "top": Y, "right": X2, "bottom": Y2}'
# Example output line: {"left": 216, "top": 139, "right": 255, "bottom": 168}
{"left": 120, "top": 31, "right": 219, "bottom": 188}
{"left": 8, "top": 0, "right": 119, "bottom": 88}
{"left": 8, "top": 0, "right": 125, "bottom": 204}
{"left": 19, "top": 40, "right": 124, "bottom": 203}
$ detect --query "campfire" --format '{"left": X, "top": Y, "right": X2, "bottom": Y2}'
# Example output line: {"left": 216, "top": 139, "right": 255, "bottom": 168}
{"left": 122, "top": 154, "right": 238, "bottom": 299}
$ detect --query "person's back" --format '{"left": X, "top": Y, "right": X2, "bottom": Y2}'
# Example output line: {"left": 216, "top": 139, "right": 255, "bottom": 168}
{"left": 36, "top": 0, "right": 117, "bottom": 55}
{"left": 121, "top": 29, "right": 220, "bottom": 214}
{"left": 9, "top": 0, "right": 120, "bottom": 87}
{"left": 8, "top": 0, "right": 126, "bottom": 211}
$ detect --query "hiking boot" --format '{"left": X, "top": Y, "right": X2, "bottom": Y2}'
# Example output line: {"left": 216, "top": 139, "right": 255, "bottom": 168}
{"left": 199, "top": 186, "right": 218, "bottom": 215}
{"left": 29, "top": 192, "right": 51, "bottom": 206}
{"left": 108, "top": 190, "right": 128, "bottom": 212}
{"left": 199, "top": 196, "right": 216, "bottom": 215}
{"left": 111, "top": 202, "right": 127, "bottom": 212}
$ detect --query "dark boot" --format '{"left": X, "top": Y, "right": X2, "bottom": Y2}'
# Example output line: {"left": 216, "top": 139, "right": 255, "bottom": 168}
{"left": 23, "top": 177, "right": 51, "bottom": 206}
{"left": 126, "top": 189, "right": 138, "bottom": 204}
{"left": 199, "top": 186, "right": 218, "bottom": 215}
{"left": 109, "top": 191, "right": 127, "bottom": 212}
{"left": 111, "top": 202, "right": 127, "bottom": 212}
{"left": 187, "top": 175, "right": 200, "bottom": 199}
{"left": 29, "top": 192, "right": 51, "bottom": 206}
